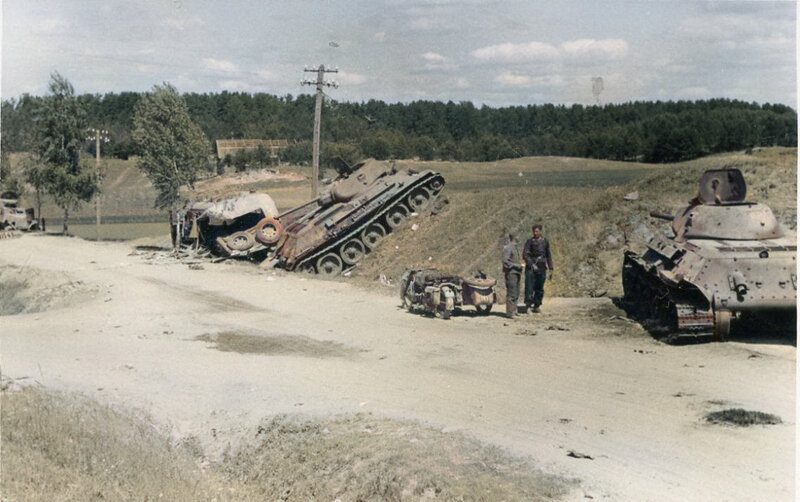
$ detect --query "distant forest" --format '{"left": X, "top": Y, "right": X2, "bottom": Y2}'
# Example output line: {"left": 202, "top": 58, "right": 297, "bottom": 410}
{"left": 2, "top": 92, "right": 796, "bottom": 167}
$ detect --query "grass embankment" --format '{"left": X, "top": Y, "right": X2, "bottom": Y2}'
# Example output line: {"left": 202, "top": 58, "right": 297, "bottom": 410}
{"left": 1, "top": 385, "right": 573, "bottom": 501}
{"left": 353, "top": 147, "right": 797, "bottom": 297}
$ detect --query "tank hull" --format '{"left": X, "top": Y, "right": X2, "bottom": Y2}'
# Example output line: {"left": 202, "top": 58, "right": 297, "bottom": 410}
{"left": 273, "top": 161, "right": 445, "bottom": 274}
{"left": 622, "top": 168, "right": 796, "bottom": 343}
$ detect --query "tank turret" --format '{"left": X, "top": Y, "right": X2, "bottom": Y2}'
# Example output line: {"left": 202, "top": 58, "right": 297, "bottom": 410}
{"left": 622, "top": 168, "right": 796, "bottom": 342}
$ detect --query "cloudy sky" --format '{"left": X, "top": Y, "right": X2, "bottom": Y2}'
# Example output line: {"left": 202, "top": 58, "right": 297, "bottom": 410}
{"left": 2, "top": 0, "right": 796, "bottom": 107}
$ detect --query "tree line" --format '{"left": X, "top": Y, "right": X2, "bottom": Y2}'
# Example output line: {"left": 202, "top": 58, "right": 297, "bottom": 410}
{"left": 1, "top": 75, "right": 207, "bottom": 232}
{"left": 3, "top": 91, "right": 795, "bottom": 167}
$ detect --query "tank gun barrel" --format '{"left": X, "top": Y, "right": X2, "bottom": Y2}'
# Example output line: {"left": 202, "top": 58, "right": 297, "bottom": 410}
{"left": 649, "top": 211, "right": 673, "bottom": 221}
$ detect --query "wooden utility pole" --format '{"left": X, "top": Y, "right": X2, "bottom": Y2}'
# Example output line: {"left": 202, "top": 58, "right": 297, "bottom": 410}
{"left": 87, "top": 128, "right": 110, "bottom": 241}
{"left": 301, "top": 65, "right": 338, "bottom": 198}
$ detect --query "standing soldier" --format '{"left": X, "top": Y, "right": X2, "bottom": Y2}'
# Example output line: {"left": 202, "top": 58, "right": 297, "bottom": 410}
{"left": 523, "top": 224, "right": 554, "bottom": 313}
{"left": 502, "top": 233, "right": 523, "bottom": 318}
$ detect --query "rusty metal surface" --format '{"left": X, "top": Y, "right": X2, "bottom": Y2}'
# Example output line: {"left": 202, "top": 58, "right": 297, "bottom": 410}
{"left": 622, "top": 167, "right": 796, "bottom": 341}
{"left": 272, "top": 159, "right": 445, "bottom": 273}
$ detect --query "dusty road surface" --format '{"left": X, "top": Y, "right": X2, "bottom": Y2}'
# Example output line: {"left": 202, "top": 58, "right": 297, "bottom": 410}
{"left": 1, "top": 234, "right": 795, "bottom": 501}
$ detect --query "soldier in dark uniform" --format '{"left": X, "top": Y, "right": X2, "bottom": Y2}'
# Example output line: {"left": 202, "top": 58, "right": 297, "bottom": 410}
{"left": 523, "top": 224, "right": 554, "bottom": 313}
{"left": 502, "top": 233, "right": 523, "bottom": 318}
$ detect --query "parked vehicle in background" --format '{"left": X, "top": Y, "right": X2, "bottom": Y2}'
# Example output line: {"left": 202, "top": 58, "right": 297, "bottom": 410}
{"left": 1, "top": 192, "right": 38, "bottom": 231}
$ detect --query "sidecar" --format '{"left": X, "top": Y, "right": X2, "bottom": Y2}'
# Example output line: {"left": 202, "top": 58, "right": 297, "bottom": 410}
{"left": 399, "top": 269, "right": 496, "bottom": 319}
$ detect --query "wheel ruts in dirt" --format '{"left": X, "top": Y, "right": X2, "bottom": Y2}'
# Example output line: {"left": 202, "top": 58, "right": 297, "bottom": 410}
{"left": 714, "top": 310, "right": 732, "bottom": 341}
{"left": 361, "top": 223, "right": 386, "bottom": 250}
{"left": 407, "top": 187, "right": 432, "bottom": 212}
{"left": 255, "top": 217, "right": 283, "bottom": 245}
{"left": 340, "top": 238, "right": 366, "bottom": 265}
{"left": 227, "top": 231, "right": 255, "bottom": 251}
{"left": 385, "top": 203, "right": 410, "bottom": 230}
{"left": 316, "top": 253, "right": 343, "bottom": 276}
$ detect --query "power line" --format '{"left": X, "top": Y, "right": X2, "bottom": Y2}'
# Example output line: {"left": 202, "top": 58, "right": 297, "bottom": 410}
{"left": 301, "top": 64, "right": 338, "bottom": 198}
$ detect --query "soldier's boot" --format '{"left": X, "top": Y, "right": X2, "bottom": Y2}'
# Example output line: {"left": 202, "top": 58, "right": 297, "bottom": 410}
{"left": 505, "top": 301, "right": 516, "bottom": 318}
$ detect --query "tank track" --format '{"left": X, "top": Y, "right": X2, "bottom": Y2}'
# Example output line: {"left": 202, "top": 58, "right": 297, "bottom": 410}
{"left": 622, "top": 252, "right": 722, "bottom": 344}
{"left": 292, "top": 173, "right": 445, "bottom": 273}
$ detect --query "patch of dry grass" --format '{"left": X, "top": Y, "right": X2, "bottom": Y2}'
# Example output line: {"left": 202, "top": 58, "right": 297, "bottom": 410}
{"left": 1, "top": 385, "right": 233, "bottom": 502}
{"left": 224, "top": 413, "right": 575, "bottom": 502}
{"left": 2, "top": 385, "right": 575, "bottom": 502}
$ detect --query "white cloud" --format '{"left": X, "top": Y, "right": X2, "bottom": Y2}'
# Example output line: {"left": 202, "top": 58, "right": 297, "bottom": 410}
{"left": 374, "top": 31, "right": 386, "bottom": 41}
{"left": 559, "top": 39, "right": 628, "bottom": 60}
{"left": 675, "top": 86, "right": 711, "bottom": 100}
{"left": 421, "top": 52, "right": 454, "bottom": 70}
{"left": 422, "top": 52, "right": 446, "bottom": 63}
{"left": 496, "top": 72, "right": 533, "bottom": 86}
{"left": 495, "top": 72, "right": 564, "bottom": 87}
{"left": 339, "top": 71, "right": 367, "bottom": 85}
{"left": 203, "top": 58, "right": 238, "bottom": 73}
{"left": 472, "top": 41, "right": 559, "bottom": 63}
{"left": 255, "top": 70, "right": 277, "bottom": 81}
{"left": 455, "top": 77, "right": 470, "bottom": 88}
{"left": 35, "top": 18, "right": 67, "bottom": 33}
{"left": 473, "top": 38, "right": 627, "bottom": 64}
{"left": 219, "top": 80, "right": 252, "bottom": 91}
{"left": 750, "top": 35, "right": 794, "bottom": 51}
{"left": 162, "top": 17, "right": 205, "bottom": 30}
{"left": 681, "top": 13, "right": 793, "bottom": 41}
{"left": 409, "top": 16, "right": 456, "bottom": 30}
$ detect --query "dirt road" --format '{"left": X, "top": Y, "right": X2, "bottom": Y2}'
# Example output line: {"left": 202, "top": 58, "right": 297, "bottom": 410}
{"left": 1, "top": 234, "right": 795, "bottom": 501}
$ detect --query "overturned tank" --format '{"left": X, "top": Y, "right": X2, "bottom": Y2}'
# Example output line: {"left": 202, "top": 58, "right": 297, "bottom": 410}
{"left": 176, "top": 191, "right": 280, "bottom": 258}
{"left": 622, "top": 168, "right": 796, "bottom": 342}
{"left": 271, "top": 159, "right": 445, "bottom": 274}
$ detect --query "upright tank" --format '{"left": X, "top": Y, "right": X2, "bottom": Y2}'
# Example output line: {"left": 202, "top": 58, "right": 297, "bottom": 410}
{"left": 270, "top": 159, "right": 445, "bottom": 275}
{"left": 622, "top": 168, "right": 796, "bottom": 341}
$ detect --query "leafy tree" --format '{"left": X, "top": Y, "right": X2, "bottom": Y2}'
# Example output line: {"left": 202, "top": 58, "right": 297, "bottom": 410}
{"left": 132, "top": 83, "right": 210, "bottom": 209}
{"left": 21, "top": 154, "right": 47, "bottom": 227}
{"left": 35, "top": 73, "right": 97, "bottom": 234}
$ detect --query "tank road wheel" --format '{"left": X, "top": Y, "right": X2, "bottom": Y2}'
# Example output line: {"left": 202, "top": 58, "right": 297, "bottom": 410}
{"left": 407, "top": 187, "right": 432, "bottom": 212}
{"left": 385, "top": 204, "right": 410, "bottom": 230}
{"left": 255, "top": 217, "right": 283, "bottom": 245}
{"left": 475, "top": 304, "right": 493, "bottom": 315}
{"left": 361, "top": 223, "right": 386, "bottom": 250}
{"left": 427, "top": 178, "right": 444, "bottom": 193}
{"left": 227, "top": 231, "right": 255, "bottom": 251}
{"left": 714, "top": 310, "right": 732, "bottom": 341}
{"left": 340, "top": 239, "right": 366, "bottom": 265}
{"left": 317, "top": 253, "right": 343, "bottom": 276}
